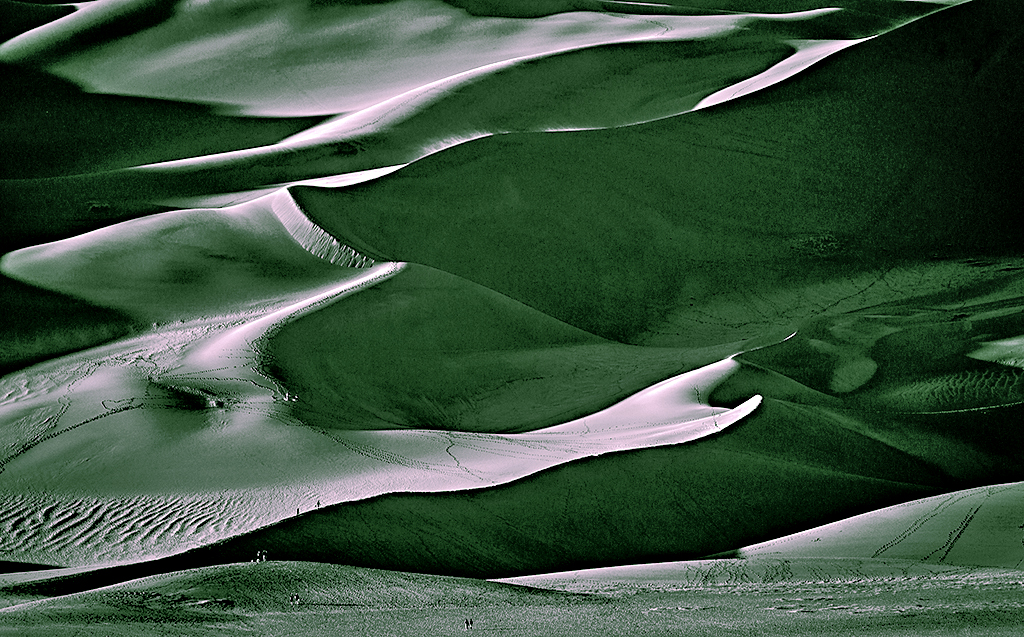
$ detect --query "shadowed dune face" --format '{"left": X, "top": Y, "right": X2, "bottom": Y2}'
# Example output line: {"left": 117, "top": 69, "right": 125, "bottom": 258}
{"left": 715, "top": 285, "right": 1024, "bottom": 482}
{"left": 0, "top": 276, "right": 139, "bottom": 376}
{"left": 0, "top": 1, "right": 74, "bottom": 42}
{"left": 264, "top": 262, "right": 719, "bottom": 433}
{"left": 0, "top": 63, "right": 323, "bottom": 180}
{"left": 0, "top": 195, "right": 358, "bottom": 321}
{"left": 287, "top": 0, "right": 1022, "bottom": 343}
{"left": 1, "top": 0, "right": 1024, "bottom": 627}
{"left": 0, "top": 0, "right": 958, "bottom": 115}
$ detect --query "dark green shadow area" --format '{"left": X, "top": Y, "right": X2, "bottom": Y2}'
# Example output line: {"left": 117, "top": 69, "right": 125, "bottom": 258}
{"left": 292, "top": 0, "right": 1024, "bottom": 344}
{"left": 0, "top": 0, "right": 74, "bottom": 42}
{"left": 0, "top": 275, "right": 141, "bottom": 377}
{"left": 0, "top": 63, "right": 325, "bottom": 179}
{"left": 264, "top": 263, "right": 730, "bottom": 433}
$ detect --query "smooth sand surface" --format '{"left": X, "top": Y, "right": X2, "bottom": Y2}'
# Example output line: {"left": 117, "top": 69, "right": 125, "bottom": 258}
{"left": 0, "top": 251, "right": 761, "bottom": 567}
{"left": 1, "top": 0, "right": 1022, "bottom": 633}
{"left": 739, "top": 482, "right": 1024, "bottom": 569}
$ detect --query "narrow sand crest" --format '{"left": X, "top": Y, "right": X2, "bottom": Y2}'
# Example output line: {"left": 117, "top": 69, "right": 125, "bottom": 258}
{"left": 0, "top": 213, "right": 762, "bottom": 567}
{"left": 2, "top": 1, "right": 954, "bottom": 216}
{"left": 1, "top": 0, "right": 864, "bottom": 117}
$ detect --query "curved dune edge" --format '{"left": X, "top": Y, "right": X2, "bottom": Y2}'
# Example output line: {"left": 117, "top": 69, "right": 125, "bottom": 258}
{"left": 30, "top": 2, "right": 961, "bottom": 212}
{"left": 0, "top": 189, "right": 375, "bottom": 323}
{"left": 1, "top": 559, "right": 1022, "bottom": 637}
{"left": 0, "top": 254, "right": 761, "bottom": 567}
{"left": 0, "top": 1, "right": 917, "bottom": 118}
{"left": 738, "top": 481, "right": 1024, "bottom": 569}
{"left": 498, "top": 556, "right": 1024, "bottom": 593}
{"left": 498, "top": 482, "right": 1024, "bottom": 592}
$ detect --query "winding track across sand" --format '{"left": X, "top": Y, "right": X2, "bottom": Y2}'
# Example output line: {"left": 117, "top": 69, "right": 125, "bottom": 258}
{"left": 0, "top": 238, "right": 761, "bottom": 566}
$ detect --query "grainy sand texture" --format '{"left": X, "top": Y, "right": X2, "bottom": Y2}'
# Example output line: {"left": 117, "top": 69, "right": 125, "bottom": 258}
{"left": 1, "top": 0, "right": 1022, "bottom": 634}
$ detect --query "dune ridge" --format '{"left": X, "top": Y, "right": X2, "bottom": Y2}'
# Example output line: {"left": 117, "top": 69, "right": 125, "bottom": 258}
{"left": 0, "top": 252, "right": 765, "bottom": 567}
{"left": 1, "top": 1, "right": 1023, "bottom": 631}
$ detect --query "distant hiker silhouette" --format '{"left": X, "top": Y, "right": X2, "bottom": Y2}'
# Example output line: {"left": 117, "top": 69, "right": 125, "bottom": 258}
{"left": 465, "top": 619, "right": 470, "bottom": 630}
{"left": 470, "top": 618, "right": 474, "bottom": 629}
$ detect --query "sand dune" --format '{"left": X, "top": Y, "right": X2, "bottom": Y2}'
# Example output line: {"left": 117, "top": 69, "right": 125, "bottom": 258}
{"left": 287, "top": 0, "right": 1021, "bottom": 342}
{"left": 501, "top": 556, "right": 1024, "bottom": 593}
{"left": 0, "top": 243, "right": 763, "bottom": 566}
{"left": 1, "top": 0, "right": 1022, "bottom": 632}
{"left": 739, "top": 481, "right": 1024, "bottom": 569}
{"left": 0, "top": 190, "right": 369, "bottom": 322}
{"left": 0, "top": 62, "right": 321, "bottom": 181}
{"left": 0, "top": 1, "right": 75, "bottom": 42}
{"left": 4, "top": 557, "right": 1020, "bottom": 636}
{"left": 2, "top": 0, "right": 953, "bottom": 117}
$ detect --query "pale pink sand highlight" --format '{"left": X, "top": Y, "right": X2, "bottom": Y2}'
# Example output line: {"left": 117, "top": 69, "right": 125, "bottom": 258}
{"left": 0, "top": 197, "right": 762, "bottom": 566}
{"left": 499, "top": 482, "right": 1024, "bottom": 592}
{"left": 3, "top": 0, "right": 745, "bottom": 116}
{"left": 739, "top": 481, "right": 1024, "bottom": 569}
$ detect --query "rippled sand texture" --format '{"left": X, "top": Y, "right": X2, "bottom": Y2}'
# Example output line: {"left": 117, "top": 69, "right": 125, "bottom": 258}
{"left": 1, "top": 0, "right": 1023, "bottom": 634}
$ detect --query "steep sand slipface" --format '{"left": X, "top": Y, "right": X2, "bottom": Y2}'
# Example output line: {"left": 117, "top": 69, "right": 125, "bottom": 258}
{"left": 264, "top": 261, "right": 751, "bottom": 433}
{"left": 0, "top": 2, "right": 1022, "bottom": 626}
{"left": 2, "top": 0, "right": 933, "bottom": 117}
{"left": 0, "top": 2, "right": 979, "bottom": 257}
{"left": 193, "top": 392, "right": 942, "bottom": 576}
{"left": 0, "top": 191, "right": 362, "bottom": 322}
{"left": 0, "top": 243, "right": 762, "bottom": 567}
{"left": 293, "top": 0, "right": 1022, "bottom": 344}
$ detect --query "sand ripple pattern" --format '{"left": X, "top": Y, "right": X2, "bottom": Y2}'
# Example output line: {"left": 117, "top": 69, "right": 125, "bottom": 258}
{"left": 0, "top": 491, "right": 260, "bottom": 566}
{"left": 877, "top": 368, "right": 1024, "bottom": 413}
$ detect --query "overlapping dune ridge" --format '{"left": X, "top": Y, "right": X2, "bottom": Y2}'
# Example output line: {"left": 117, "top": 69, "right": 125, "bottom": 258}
{"left": 1, "top": 0, "right": 1023, "bottom": 634}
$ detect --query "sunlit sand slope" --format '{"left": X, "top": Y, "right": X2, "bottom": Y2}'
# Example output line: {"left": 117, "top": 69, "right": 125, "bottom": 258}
{"left": 0, "top": 244, "right": 760, "bottom": 567}
{"left": 265, "top": 261, "right": 751, "bottom": 433}
{"left": 0, "top": 1, "right": 974, "bottom": 251}
{"left": 0, "top": 0, "right": 1020, "bottom": 603}
{"left": 0, "top": 190, "right": 363, "bottom": 322}
{"left": 188, "top": 397, "right": 941, "bottom": 576}
{"left": 501, "top": 556, "right": 1024, "bottom": 592}
{"left": 0, "top": 63, "right": 321, "bottom": 180}
{"left": 740, "top": 482, "right": 1024, "bottom": 569}
{"left": 293, "top": 0, "right": 1021, "bottom": 342}
{"left": 1, "top": 0, "right": 955, "bottom": 116}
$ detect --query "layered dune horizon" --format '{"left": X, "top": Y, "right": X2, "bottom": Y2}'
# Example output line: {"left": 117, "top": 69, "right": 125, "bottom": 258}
{"left": 2, "top": 0, "right": 1023, "bottom": 634}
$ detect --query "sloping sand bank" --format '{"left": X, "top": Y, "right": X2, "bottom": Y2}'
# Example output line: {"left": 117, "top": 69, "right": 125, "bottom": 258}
{"left": 0, "top": 248, "right": 762, "bottom": 567}
{"left": 1, "top": 2, "right": 1022, "bottom": 633}
{"left": 2, "top": 557, "right": 1021, "bottom": 636}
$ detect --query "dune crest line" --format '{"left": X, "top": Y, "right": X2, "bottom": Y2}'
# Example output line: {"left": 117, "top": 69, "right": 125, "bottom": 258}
{"left": 0, "top": 249, "right": 763, "bottom": 566}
